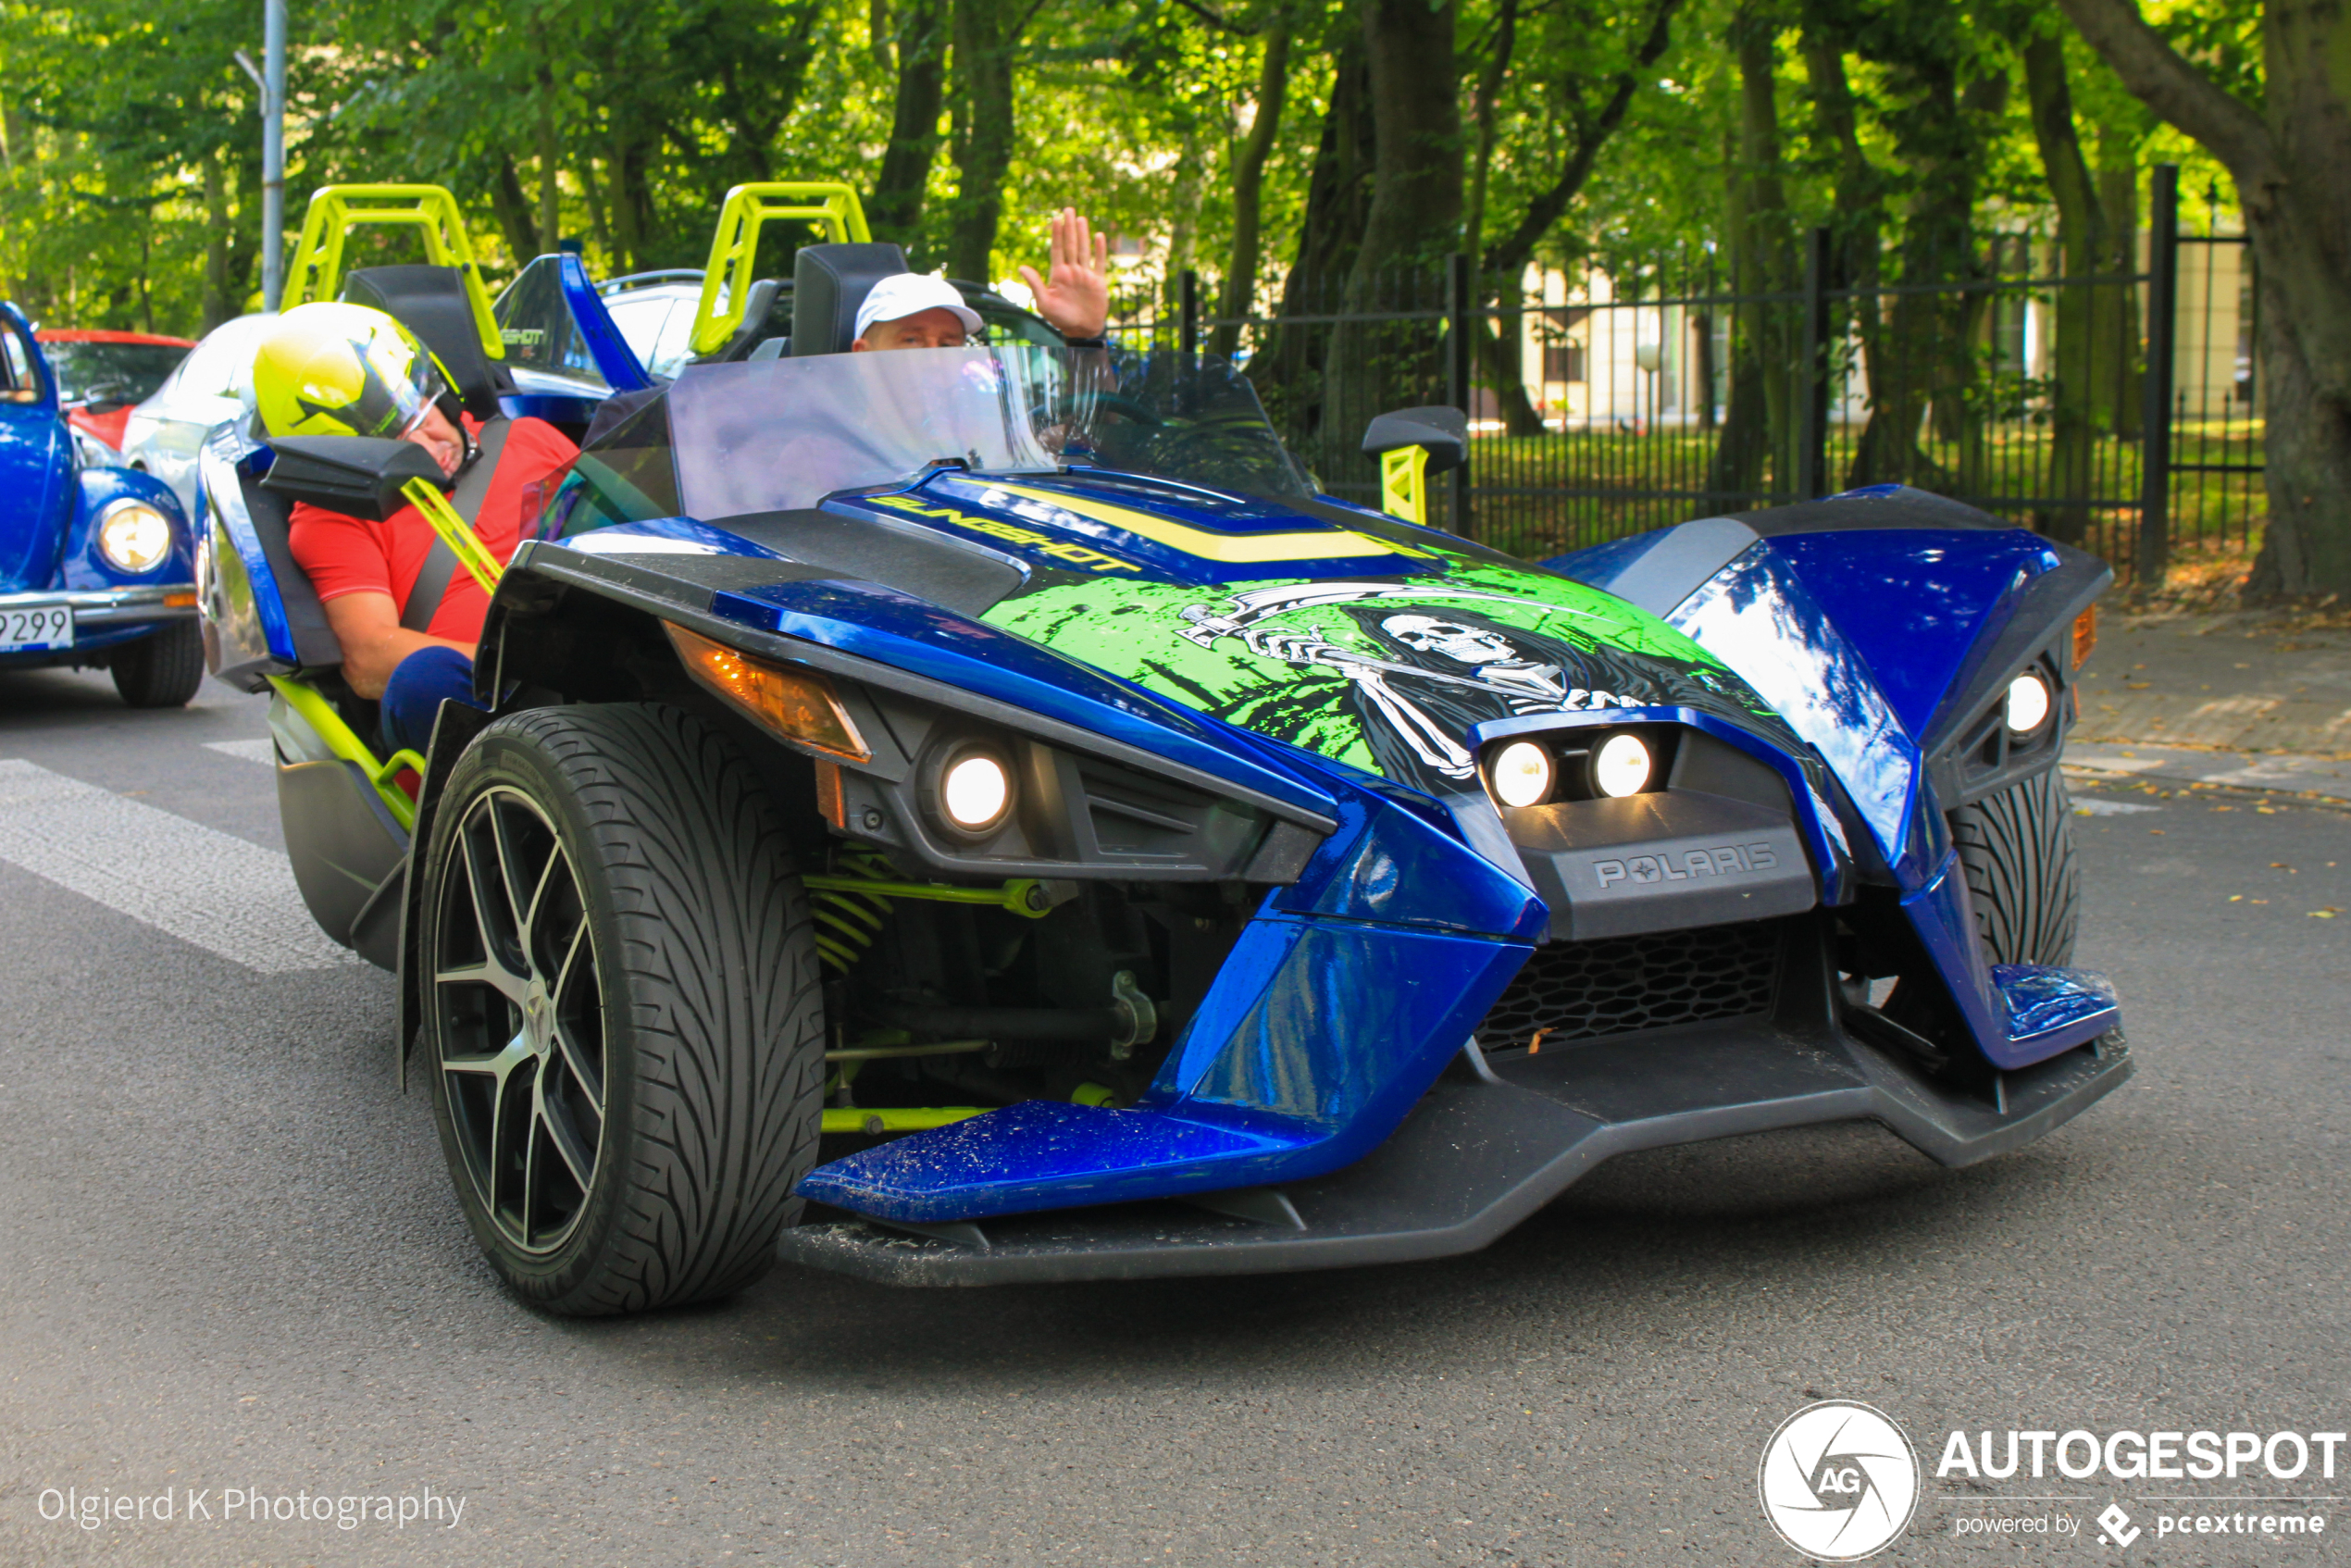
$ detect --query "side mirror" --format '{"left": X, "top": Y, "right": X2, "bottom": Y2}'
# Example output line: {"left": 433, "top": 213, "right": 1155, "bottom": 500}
{"left": 1361, "top": 405, "right": 1467, "bottom": 527}
{"left": 260, "top": 436, "right": 445, "bottom": 521}
{"left": 1361, "top": 405, "right": 1468, "bottom": 475}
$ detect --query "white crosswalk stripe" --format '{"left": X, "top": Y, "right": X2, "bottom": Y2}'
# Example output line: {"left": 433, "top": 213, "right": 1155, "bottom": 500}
{"left": 0, "top": 758, "right": 359, "bottom": 973}
{"left": 204, "top": 737, "right": 279, "bottom": 765}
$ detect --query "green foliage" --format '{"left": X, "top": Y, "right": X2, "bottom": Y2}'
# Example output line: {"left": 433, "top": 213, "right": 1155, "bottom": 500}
{"left": 0, "top": 0, "right": 2254, "bottom": 340}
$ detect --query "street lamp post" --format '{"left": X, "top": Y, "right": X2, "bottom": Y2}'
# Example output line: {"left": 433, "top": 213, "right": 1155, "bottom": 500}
{"left": 261, "top": 0, "right": 285, "bottom": 311}
{"left": 232, "top": 0, "right": 288, "bottom": 312}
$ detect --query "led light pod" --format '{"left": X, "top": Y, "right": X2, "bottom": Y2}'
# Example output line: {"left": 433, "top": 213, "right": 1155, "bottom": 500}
{"left": 941, "top": 752, "right": 1013, "bottom": 831}
{"left": 1592, "top": 731, "right": 1654, "bottom": 798}
{"left": 1486, "top": 740, "right": 1555, "bottom": 808}
{"left": 2005, "top": 671, "right": 2053, "bottom": 734}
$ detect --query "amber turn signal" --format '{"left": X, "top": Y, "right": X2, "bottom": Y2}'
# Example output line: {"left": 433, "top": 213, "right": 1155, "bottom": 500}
{"left": 664, "top": 622, "right": 870, "bottom": 762}
{"left": 2072, "top": 604, "right": 2098, "bottom": 669}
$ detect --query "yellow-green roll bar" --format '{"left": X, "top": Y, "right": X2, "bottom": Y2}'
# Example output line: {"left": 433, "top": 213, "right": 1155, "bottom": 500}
{"left": 266, "top": 674, "right": 428, "bottom": 831}
{"left": 287, "top": 184, "right": 504, "bottom": 363}
{"left": 687, "top": 181, "right": 873, "bottom": 356}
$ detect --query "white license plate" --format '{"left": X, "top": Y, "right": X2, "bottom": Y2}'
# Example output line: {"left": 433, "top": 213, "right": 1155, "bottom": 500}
{"left": 0, "top": 606, "right": 74, "bottom": 652}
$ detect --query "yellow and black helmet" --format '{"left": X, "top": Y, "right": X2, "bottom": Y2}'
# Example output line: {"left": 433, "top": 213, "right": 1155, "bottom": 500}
{"left": 252, "top": 301, "right": 453, "bottom": 442}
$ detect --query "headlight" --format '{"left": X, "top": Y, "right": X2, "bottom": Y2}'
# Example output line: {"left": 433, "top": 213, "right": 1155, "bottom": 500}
{"left": 95, "top": 500, "right": 173, "bottom": 574}
{"left": 1486, "top": 740, "right": 1555, "bottom": 808}
{"left": 927, "top": 741, "right": 1015, "bottom": 838}
{"left": 2005, "top": 671, "right": 2053, "bottom": 734}
{"left": 1592, "top": 732, "right": 1654, "bottom": 798}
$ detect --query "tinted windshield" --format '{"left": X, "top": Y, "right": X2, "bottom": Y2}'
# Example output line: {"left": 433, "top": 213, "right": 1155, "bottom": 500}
{"left": 46, "top": 342, "right": 187, "bottom": 405}
{"left": 558, "top": 344, "right": 1308, "bottom": 532}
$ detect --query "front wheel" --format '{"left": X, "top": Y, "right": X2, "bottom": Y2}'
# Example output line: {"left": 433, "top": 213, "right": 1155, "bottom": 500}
{"left": 420, "top": 703, "right": 825, "bottom": 1316}
{"left": 1949, "top": 765, "right": 2081, "bottom": 967}
{"left": 111, "top": 621, "right": 205, "bottom": 708}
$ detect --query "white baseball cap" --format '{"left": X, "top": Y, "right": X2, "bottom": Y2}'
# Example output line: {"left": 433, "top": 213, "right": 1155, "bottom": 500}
{"left": 853, "top": 273, "right": 983, "bottom": 342}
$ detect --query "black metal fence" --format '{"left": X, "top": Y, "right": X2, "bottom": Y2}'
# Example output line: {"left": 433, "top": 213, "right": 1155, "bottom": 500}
{"left": 1102, "top": 165, "right": 2256, "bottom": 582}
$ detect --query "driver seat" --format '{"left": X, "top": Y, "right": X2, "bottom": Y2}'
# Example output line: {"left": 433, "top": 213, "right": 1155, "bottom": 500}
{"left": 342, "top": 266, "right": 513, "bottom": 417}
{"left": 789, "top": 243, "right": 912, "bottom": 355}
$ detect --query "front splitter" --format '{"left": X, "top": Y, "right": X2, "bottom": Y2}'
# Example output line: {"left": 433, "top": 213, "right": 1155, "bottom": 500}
{"left": 774, "top": 1017, "right": 2131, "bottom": 1287}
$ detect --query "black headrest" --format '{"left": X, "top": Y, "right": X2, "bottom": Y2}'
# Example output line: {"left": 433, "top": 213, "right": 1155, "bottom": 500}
{"left": 342, "top": 265, "right": 510, "bottom": 417}
{"left": 790, "top": 243, "right": 911, "bottom": 355}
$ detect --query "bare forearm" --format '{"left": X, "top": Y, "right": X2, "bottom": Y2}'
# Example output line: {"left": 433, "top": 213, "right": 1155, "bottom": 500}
{"left": 341, "top": 628, "right": 474, "bottom": 698}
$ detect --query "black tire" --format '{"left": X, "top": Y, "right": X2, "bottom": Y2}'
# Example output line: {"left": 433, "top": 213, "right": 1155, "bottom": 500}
{"left": 110, "top": 621, "right": 205, "bottom": 708}
{"left": 419, "top": 703, "right": 825, "bottom": 1316}
{"left": 1949, "top": 765, "right": 2081, "bottom": 967}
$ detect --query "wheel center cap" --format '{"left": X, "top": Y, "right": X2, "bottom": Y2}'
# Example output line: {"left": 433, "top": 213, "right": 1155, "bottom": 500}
{"left": 524, "top": 985, "right": 553, "bottom": 1056}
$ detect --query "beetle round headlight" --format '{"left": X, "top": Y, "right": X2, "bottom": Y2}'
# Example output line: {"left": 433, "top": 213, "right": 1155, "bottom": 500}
{"left": 1592, "top": 732, "right": 1654, "bottom": 798}
{"left": 2005, "top": 671, "right": 2053, "bottom": 734}
{"left": 1486, "top": 740, "right": 1555, "bottom": 809}
{"left": 939, "top": 749, "right": 1013, "bottom": 834}
{"left": 96, "top": 500, "right": 173, "bottom": 574}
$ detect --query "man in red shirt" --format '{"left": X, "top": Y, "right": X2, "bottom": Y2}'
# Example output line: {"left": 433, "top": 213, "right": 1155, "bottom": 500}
{"left": 251, "top": 303, "right": 578, "bottom": 753}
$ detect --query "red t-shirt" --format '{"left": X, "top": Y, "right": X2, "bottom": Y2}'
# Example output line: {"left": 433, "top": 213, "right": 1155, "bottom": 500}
{"left": 288, "top": 417, "right": 579, "bottom": 644}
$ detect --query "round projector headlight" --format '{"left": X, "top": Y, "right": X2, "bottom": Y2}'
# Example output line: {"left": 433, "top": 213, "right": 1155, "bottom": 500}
{"left": 2005, "top": 671, "right": 2053, "bottom": 734}
{"left": 96, "top": 500, "right": 173, "bottom": 574}
{"left": 1592, "top": 732, "right": 1654, "bottom": 798}
{"left": 939, "top": 750, "right": 1013, "bottom": 833}
{"left": 1486, "top": 740, "right": 1555, "bottom": 809}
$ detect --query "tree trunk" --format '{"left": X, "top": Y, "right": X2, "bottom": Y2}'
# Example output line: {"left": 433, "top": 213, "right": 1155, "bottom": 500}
{"left": 491, "top": 152, "right": 541, "bottom": 268}
{"left": 1325, "top": 0, "right": 1461, "bottom": 467}
{"left": 1802, "top": 28, "right": 1888, "bottom": 487}
{"left": 1213, "top": 26, "right": 1290, "bottom": 361}
{"left": 536, "top": 60, "right": 562, "bottom": 257}
{"left": 1710, "top": 11, "right": 1792, "bottom": 504}
{"left": 871, "top": 0, "right": 950, "bottom": 253}
{"left": 202, "top": 149, "right": 237, "bottom": 332}
{"left": 1248, "top": 31, "right": 1371, "bottom": 453}
{"left": 2057, "top": 0, "right": 2351, "bottom": 592}
{"left": 2094, "top": 126, "right": 2143, "bottom": 438}
{"left": 1849, "top": 57, "right": 1980, "bottom": 491}
{"left": 947, "top": 0, "right": 1022, "bottom": 281}
{"left": 2023, "top": 31, "right": 2104, "bottom": 543}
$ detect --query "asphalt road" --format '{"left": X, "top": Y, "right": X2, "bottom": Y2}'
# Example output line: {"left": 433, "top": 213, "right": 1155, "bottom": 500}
{"left": 0, "top": 665, "right": 2343, "bottom": 1568}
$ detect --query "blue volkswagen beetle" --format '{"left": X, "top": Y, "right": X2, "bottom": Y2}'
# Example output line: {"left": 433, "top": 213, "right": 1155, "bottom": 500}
{"left": 0, "top": 301, "right": 205, "bottom": 707}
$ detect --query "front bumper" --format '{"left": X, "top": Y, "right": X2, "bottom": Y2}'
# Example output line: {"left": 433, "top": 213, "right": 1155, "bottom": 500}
{"left": 0, "top": 582, "right": 199, "bottom": 628}
{"left": 777, "top": 1014, "right": 2131, "bottom": 1287}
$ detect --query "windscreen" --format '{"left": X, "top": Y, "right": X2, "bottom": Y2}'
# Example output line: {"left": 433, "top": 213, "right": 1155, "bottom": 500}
{"left": 43, "top": 342, "right": 186, "bottom": 406}
{"left": 646, "top": 344, "right": 1310, "bottom": 519}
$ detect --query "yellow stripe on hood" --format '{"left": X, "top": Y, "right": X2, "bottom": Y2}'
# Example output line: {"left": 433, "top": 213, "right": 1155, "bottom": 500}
{"left": 988, "top": 484, "right": 1431, "bottom": 565}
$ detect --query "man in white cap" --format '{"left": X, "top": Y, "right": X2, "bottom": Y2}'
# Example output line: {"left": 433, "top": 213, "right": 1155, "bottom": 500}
{"left": 852, "top": 208, "right": 1110, "bottom": 351}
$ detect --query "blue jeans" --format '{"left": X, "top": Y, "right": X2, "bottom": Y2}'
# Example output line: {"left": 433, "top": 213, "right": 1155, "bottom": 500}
{"left": 379, "top": 645, "right": 480, "bottom": 754}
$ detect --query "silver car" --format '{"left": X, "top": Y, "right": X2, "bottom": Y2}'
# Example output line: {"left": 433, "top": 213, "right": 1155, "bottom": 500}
{"left": 595, "top": 271, "right": 703, "bottom": 381}
{"left": 118, "top": 313, "right": 275, "bottom": 515}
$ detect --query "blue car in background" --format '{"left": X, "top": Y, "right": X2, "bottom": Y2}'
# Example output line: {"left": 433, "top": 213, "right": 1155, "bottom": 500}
{"left": 0, "top": 301, "right": 204, "bottom": 708}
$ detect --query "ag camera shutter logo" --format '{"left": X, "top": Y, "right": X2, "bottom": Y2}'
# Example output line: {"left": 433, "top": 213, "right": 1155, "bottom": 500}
{"left": 1758, "top": 1400, "right": 1921, "bottom": 1561}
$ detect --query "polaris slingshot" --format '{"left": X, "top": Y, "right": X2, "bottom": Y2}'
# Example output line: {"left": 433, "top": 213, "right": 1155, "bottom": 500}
{"left": 197, "top": 183, "right": 2125, "bottom": 1313}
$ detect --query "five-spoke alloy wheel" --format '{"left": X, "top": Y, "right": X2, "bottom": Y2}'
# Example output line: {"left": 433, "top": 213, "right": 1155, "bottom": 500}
{"left": 420, "top": 703, "right": 826, "bottom": 1316}
{"left": 436, "top": 786, "right": 606, "bottom": 1255}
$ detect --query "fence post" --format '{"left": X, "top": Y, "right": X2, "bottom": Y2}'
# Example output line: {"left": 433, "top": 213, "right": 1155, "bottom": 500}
{"left": 1179, "top": 269, "right": 1200, "bottom": 357}
{"left": 1447, "top": 251, "right": 1474, "bottom": 537}
{"left": 1797, "top": 226, "right": 1831, "bottom": 499}
{"left": 2138, "top": 165, "right": 2180, "bottom": 584}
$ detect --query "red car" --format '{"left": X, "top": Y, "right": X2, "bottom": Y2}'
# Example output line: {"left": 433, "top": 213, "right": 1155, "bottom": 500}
{"left": 34, "top": 330, "right": 194, "bottom": 452}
